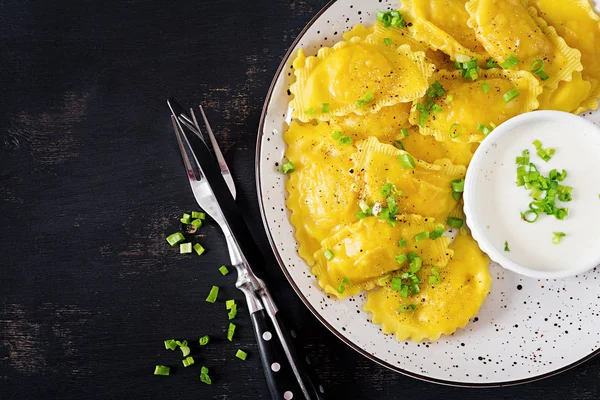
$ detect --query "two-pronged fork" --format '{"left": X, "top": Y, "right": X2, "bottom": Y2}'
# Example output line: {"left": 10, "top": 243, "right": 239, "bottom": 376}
{"left": 167, "top": 99, "right": 325, "bottom": 400}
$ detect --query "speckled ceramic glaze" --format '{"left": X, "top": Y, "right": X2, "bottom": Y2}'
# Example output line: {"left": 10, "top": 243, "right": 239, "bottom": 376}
{"left": 256, "top": 0, "right": 600, "bottom": 386}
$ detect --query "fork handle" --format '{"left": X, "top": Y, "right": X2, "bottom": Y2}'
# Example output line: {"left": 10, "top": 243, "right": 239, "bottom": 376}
{"left": 251, "top": 309, "right": 304, "bottom": 399}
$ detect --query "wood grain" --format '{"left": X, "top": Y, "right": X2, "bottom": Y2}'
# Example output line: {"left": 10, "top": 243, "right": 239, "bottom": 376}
{"left": 0, "top": 0, "right": 598, "bottom": 399}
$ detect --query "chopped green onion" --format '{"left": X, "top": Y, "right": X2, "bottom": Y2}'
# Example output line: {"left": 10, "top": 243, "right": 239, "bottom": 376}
{"left": 180, "top": 345, "right": 191, "bottom": 357}
{"left": 452, "top": 191, "right": 462, "bottom": 201}
{"left": 218, "top": 265, "right": 229, "bottom": 275}
{"left": 199, "top": 335, "right": 210, "bottom": 346}
{"left": 397, "top": 153, "right": 416, "bottom": 169}
{"left": 324, "top": 249, "right": 334, "bottom": 261}
{"left": 530, "top": 59, "right": 549, "bottom": 81}
{"left": 331, "top": 131, "right": 343, "bottom": 140}
{"left": 356, "top": 91, "right": 375, "bottom": 108}
{"left": 182, "top": 356, "right": 195, "bottom": 367}
{"left": 181, "top": 213, "right": 192, "bottom": 224}
{"left": 399, "top": 238, "right": 407, "bottom": 247}
{"left": 228, "top": 303, "right": 237, "bottom": 320}
{"left": 391, "top": 277, "right": 402, "bottom": 291}
{"left": 533, "top": 140, "right": 542, "bottom": 149}
{"left": 500, "top": 55, "right": 519, "bottom": 69}
{"left": 516, "top": 155, "right": 529, "bottom": 165}
{"left": 236, "top": 349, "right": 248, "bottom": 361}
{"left": 448, "top": 123, "right": 462, "bottom": 138}
{"left": 226, "top": 299, "right": 235, "bottom": 310}
{"left": 206, "top": 286, "right": 219, "bottom": 303}
{"left": 504, "top": 241, "right": 510, "bottom": 252}
{"left": 339, "top": 136, "right": 352, "bottom": 144}
{"left": 480, "top": 82, "right": 490, "bottom": 93}
{"left": 428, "top": 267, "right": 441, "bottom": 284}
{"left": 393, "top": 140, "right": 405, "bottom": 150}
{"left": 477, "top": 123, "right": 491, "bottom": 135}
{"left": 227, "top": 323, "right": 236, "bottom": 341}
{"left": 322, "top": 103, "right": 330, "bottom": 113}
{"left": 180, "top": 242, "right": 192, "bottom": 254}
{"left": 490, "top": 122, "right": 497, "bottom": 129}
{"left": 384, "top": 37, "right": 392, "bottom": 46}
{"left": 414, "top": 231, "right": 429, "bottom": 242}
{"left": 192, "top": 211, "right": 206, "bottom": 220}
{"left": 398, "top": 304, "right": 417, "bottom": 313}
{"left": 395, "top": 254, "right": 407, "bottom": 264}
{"left": 431, "top": 104, "right": 442, "bottom": 114}
{"left": 377, "top": 10, "right": 392, "bottom": 27}
{"left": 503, "top": 88, "right": 520, "bottom": 103}
{"left": 429, "top": 226, "right": 445, "bottom": 240}
{"left": 409, "top": 257, "right": 422, "bottom": 273}
{"left": 535, "top": 70, "right": 550, "bottom": 81}
{"left": 193, "top": 243, "right": 205, "bottom": 256}
{"left": 154, "top": 365, "right": 170, "bottom": 376}
{"left": 400, "top": 128, "right": 409, "bottom": 138}
{"left": 191, "top": 219, "right": 202, "bottom": 229}
{"left": 521, "top": 210, "right": 539, "bottom": 223}
{"left": 282, "top": 161, "right": 296, "bottom": 174}
{"left": 337, "top": 277, "right": 350, "bottom": 294}
{"left": 381, "top": 182, "right": 393, "bottom": 197}
{"left": 452, "top": 179, "right": 465, "bottom": 193}
{"left": 552, "top": 232, "right": 566, "bottom": 244}
{"left": 166, "top": 232, "right": 186, "bottom": 246}
{"left": 200, "top": 366, "right": 212, "bottom": 385}
{"left": 305, "top": 107, "right": 315, "bottom": 115}
{"left": 378, "top": 274, "right": 391, "bottom": 284}
{"left": 164, "top": 339, "right": 177, "bottom": 350}
{"left": 486, "top": 58, "right": 498, "bottom": 68}
{"left": 447, "top": 217, "right": 464, "bottom": 229}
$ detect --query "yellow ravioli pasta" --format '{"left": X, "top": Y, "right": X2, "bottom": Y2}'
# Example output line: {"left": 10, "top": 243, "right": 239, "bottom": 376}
{"left": 353, "top": 137, "right": 466, "bottom": 221}
{"left": 289, "top": 37, "right": 435, "bottom": 122}
{"left": 312, "top": 215, "right": 453, "bottom": 299}
{"left": 400, "top": 126, "right": 477, "bottom": 167}
{"left": 400, "top": 0, "right": 488, "bottom": 61}
{"left": 537, "top": 71, "right": 591, "bottom": 113}
{"left": 284, "top": 121, "right": 358, "bottom": 265}
{"left": 528, "top": 0, "right": 600, "bottom": 112}
{"left": 330, "top": 103, "right": 411, "bottom": 142}
{"left": 364, "top": 233, "right": 492, "bottom": 341}
{"left": 466, "top": 0, "right": 582, "bottom": 90}
{"left": 409, "top": 69, "right": 542, "bottom": 142}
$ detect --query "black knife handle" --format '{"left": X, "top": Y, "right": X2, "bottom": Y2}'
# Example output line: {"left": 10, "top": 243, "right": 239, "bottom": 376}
{"left": 251, "top": 309, "right": 303, "bottom": 399}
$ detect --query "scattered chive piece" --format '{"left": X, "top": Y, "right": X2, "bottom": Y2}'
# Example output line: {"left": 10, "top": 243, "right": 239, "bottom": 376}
{"left": 500, "top": 55, "right": 519, "bottom": 69}
{"left": 180, "top": 345, "right": 191, "bottom": 357}
{"left": 324, "top": 249, "right": 334, "bottom": 261}
{"left": 206, "top": 285, "right": 219, "bottom": 303}
{"left": 164, "top": 339, "right": 177, "bottom": 350}
{"left": 452, "top": 179, "right": 465, "bottom": 193}
{"left": 398, "top": 304, "right": 417, "bottom": 313}
{"left": 377, "top": 10, "right": 406, "bottom": 27}
{"left": 417, "top": 81, "right": 446, "bottom": 126}
{"left": 228, "top": 303, "right": 238, "bottom": 320}
{"left": 227, "top": 323, "right": 236, "bottom": 341}
{"left": 399, "top": 285, "right": 409, "bottom": 298}
{"left": 552, "top": 232, "right": 566, "bottom": 244}
{"left": 521, "top": 209, "right": 539, "bottom": 223}
{"left": 486, "top": 58, "right": 498, "bottom": 68}
{"left": 391, "top": 277, "right": 402, "bottom": 292}
{"left": 191, "top": 219, "right": 202, "bottom": 229}
{"left": 400, "top": 128, "right": 409, "bottom": 138}
{"left": 429, "top": 226, "right": 445, "bottom": 240}
{"left": 447, "top": 217, "right": 464, "bottom": 229}
{"left": 154, "top": 365, "right": 170, "bottom": 376}
{"left": 397, "top": 153, "right": 416, "bottom": 169}
{"left": 355, "top": 91, "right": 375, "bottom": 108}
{"left": 393, "top": 140, "right": 405, "bottom": 150}
{"left": 503, "top": 88, "right": 520, "bottom": 103}
{"left": 449, "top": 123, "right": 462, "bottom": 138}
{"left": 193, "top": 243, "right": 205, "bottom": 256}
{"left": 199, "top": 335, "right": 210, "bottom": 346}
{"left": 166, "top": 232, "right": 186, "bottom": 246}
{"left": 395, "top": 254, "right": 407, "bottom": 264}
{"left": 414, "top": 231, "right": 430, "bottom": 242}
{"left": 180, "top": 242, "right": 192, "bottom": 254}
{"left": 381, "top": 182, "right": 393, "bottom": 196}
{"left": 200, "top": 367, "right": 212, "bottom": 385}
{"left": 504, "top": 241, "right": 510, "bottom": 252}
{"left": 530, "top": 59, "right": 549, "bottom": 81}
{"left": 282, "top": 161, "right": 296, "bottom": 174}
{"left": 446, "top": 94, "right": 454, "bottom": 102}
{"left": 431, "top": 104, "right": 442, "bottom": 114}
{"left": 192, "top": 211, "right": 206, "bottom": 220}
{"left": 399, "top": 238, "right": 407, "bottom": 247}
{"left": 480, "top": 82, "right": 490, "bottom": 93}
{"left": 219, "top": 265, "right": 229, "bottom": 275}
{"left": 236, "top": 349, "right": 248, "bottom": 361}
{"left": 322, "top": 103, "right": 330, "bottom": 113}
{"left": 331, "top": 131, "right": 343, "bottom": 140}
{"left": 337, "top": 277, "right": 350, "bottom": 294}
{"left": 180, "top": 213, "right": 192, "bottom": 224}
{"left": 429, "top": 267, "right": 441, "bottom": 284}
{"left": 490, "top": 122, "right": 497, "bottom": 129}
{"left": 226, "top": 299, "right": 236, "bottom": 310}
{"left": 182, "top": 356, "right": 195, "bottom": 367}
{"left": 452, "top": 191, "right": 462, "bottom": 201}
{"left": 384, "top": 37, "right": 392, "bottom": 46}
{"left": 305, "top": 107, "right": 315, "bottom": 115}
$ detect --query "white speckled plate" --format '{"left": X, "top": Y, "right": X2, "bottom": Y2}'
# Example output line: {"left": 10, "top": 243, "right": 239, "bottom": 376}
{"left": 256, "top": 0, "right": 600, "bottom": 386}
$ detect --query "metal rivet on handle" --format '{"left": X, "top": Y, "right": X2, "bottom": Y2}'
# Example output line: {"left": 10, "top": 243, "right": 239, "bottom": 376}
{"left": 271, "top": 362, "right": 281, "bottom": 372}
{"left": 283, "top": 391, "right": 293, "bottom": 400}
{"left": 262, "top": 331, "right": 272, "bottom": 341}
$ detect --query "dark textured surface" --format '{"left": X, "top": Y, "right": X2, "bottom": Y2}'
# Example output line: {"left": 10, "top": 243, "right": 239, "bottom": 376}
{"left": 0, "top": 0, "right": 598, "bottom": 399}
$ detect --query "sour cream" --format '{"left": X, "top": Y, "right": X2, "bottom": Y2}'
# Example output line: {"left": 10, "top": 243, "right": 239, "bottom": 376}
{"left": 464, "top": 111, "right": 600, "bottom": 278}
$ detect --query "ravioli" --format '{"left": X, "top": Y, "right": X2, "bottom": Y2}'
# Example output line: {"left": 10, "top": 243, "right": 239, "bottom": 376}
{"left": 312, "top": 215, "right": 453, "bottom": 299}
{"left": 400, "top": 0, "right": 488, "bottom": 62}
{"left": 409, "top": 69, "right": 542, "bottom": 142}
{"left": 289, "top": 37, "right": 435, "bottom": 122}
{"left": 400, "top": 126, "right": 477, "bottom": 167}
{"left": 528, "top": 0, "right": 600, "bottom": 112}
{"left": 330, "top": 103, "right": 412, "bottom": 142}
{"left": 537, "top": 71, "right": 591, "bottom": 113}
{"left": 466, "top": 0, "right": 582, "bottom": 90}
{"left": 353, "top": 137, "right": 466, "bottom": 221}
{"left": 284, "top": 121, "right": 358, "bottom": 265}
{"left": 364, "top": 233, "right": 492, "bottom": 341}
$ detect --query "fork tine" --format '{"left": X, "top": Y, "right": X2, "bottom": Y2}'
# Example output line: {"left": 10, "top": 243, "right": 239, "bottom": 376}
{"left": 196, "top": 105, "right": 237, "bottom": 199}
{"left": 171, "top": 115, "right": 200, "bottom": 181}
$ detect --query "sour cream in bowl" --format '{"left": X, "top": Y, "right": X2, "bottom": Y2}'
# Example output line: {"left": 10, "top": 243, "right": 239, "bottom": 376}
{"left": 464, "top": 111, "right": 600, "bottom": 279}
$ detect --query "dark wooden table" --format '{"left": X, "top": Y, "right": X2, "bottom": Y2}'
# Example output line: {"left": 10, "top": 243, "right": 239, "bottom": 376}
{"left": 0, "top": 1, "right": 598, "bottom": 399}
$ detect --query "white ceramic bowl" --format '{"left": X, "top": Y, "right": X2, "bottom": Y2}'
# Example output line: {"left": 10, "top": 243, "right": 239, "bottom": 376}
{"left": 464, "top": 110, "right": 600, "bottom": 279}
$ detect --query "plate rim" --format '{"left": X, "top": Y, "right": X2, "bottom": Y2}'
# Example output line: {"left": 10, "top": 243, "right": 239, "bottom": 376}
{"left": 254, "top": 0, "right": 600, "bottom": 387}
